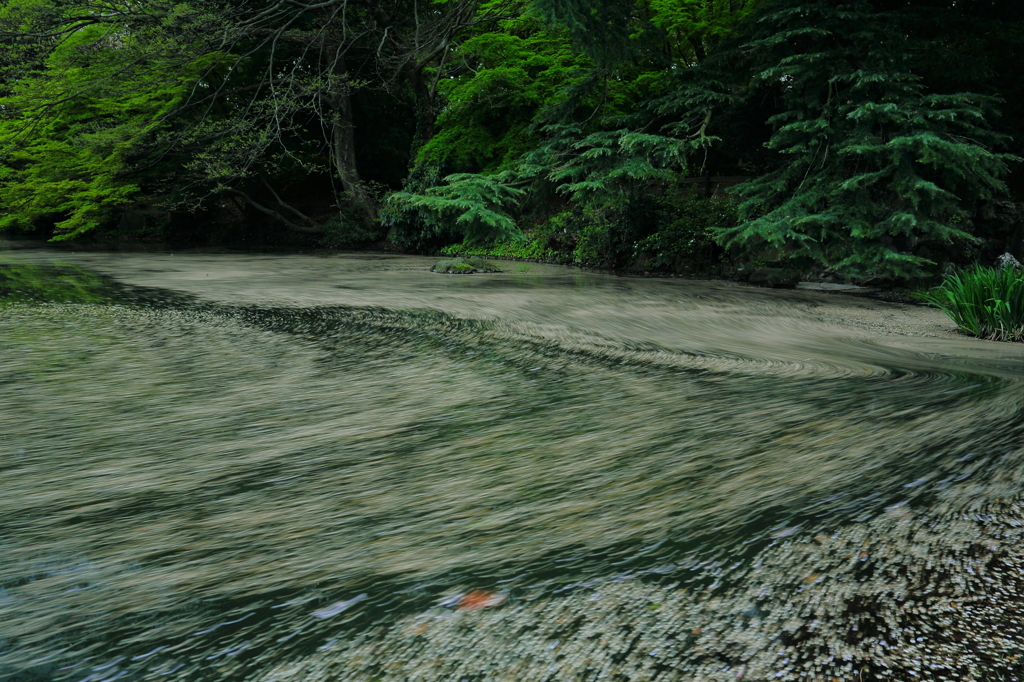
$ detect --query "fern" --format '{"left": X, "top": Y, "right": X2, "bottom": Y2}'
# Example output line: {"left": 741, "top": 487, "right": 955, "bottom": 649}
{"left": 385, "top": 172, "right": 526, "bottom": 245}
{"left": 651, "top": 0, "right": 1018, "bottom": 281}
{"left": 389, "top": 124, "right": 690, "bottom": 248}
{"left": 724, "top": 3, "right": 1017, "bottom": 280}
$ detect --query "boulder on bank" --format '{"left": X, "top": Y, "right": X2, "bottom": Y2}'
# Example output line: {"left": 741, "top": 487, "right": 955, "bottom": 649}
{"left": 431, "top": 257, "right": 502, "bottom": 274}
{"left": 995, "top": 252, "right": 1022, "bottom": 270}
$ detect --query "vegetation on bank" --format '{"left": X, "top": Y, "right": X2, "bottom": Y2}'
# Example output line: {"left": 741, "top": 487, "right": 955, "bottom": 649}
{"left": 916, "top": 265, "right": 1024, "bottom": 342}
{"left": 434, "top": 192, "right": 735, "bottom": 273}
{"left": 0, "top": 0, "right": 1022, "bottom": 283}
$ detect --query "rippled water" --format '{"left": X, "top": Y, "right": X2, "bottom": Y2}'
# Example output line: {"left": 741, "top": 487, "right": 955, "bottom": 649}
{"left": 3, "top": 252, "right": 1024, "bottom": 681}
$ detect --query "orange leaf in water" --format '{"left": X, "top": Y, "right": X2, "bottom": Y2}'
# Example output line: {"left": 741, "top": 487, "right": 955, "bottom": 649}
{"left": 457, "top": 590, "right": 506, "bottom": 610}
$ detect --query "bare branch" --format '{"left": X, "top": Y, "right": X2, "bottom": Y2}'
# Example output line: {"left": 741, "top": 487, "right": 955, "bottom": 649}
{"left": 226, "top": 188, "right": 324, "bottom": 233}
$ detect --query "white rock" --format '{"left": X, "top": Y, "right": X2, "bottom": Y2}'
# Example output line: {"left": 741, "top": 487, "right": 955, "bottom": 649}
{"left": 995, "top": 252, "right": 1022, "bottom": 270}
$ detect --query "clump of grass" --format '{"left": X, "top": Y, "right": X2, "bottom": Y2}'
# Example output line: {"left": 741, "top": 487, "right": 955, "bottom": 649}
{"left": 915, "top": 265, "right": 1024, "bottom": 341}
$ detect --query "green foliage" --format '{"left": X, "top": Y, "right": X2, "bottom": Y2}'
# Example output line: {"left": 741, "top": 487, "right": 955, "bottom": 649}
{"left": 396, "top": 124, "right": 691, "bottom": 257}
{"left": 531, "top": 0, "right": 635, "bottom": 67}
{"left": 385, "top": 171, "right": 527, "bottom": 245}
{"left": 401, "top": 0, "right": 748, "bottom": 262}
{"left": 316, "top": 212, "right": 380, "bottom": 250}
{"left": 634, "top": 193, "right": 734, "bottom": 270}
{"left": 681, "top": 0, "right": 1018, "bottom": 280}
{"left": 398, "top": 0, "right": 751, "bottom": 266}
{"left": 645, "top": 0, "right": 761, "bottom": 64}
{"left": 541, "top": 126, "right": 691, "bottom": 207}
{"left": 1, "top": 0, "right": 1021, "bottom": 266}
{"left": 567, "top": 192, "right": 730, "bottom": 271}
{"left": 915, "top": 265, "right": 1024, "bottom": 342}
{"left": 418, "top": 16, "right": 589, "bottom": 173}
{"left": 379, "top": 165, "right": 449, "bottom": 250}
{"left": 440, "top": 234, "right": 557, "bottom": 261}
{"left": 434, "top": 187, "right": 736, "bottom": 273}
{"left": 0, "top": 19, "right": 207, "bottom": 240}
{"left": 520, "top": 126, "right": 694, "bottom": 268}
{"left": 569, "top": 207, "right": 636, "bottom": 267}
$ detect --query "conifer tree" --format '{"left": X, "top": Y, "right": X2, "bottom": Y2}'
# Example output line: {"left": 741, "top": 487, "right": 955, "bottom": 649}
{"left": 674, "top": 0, "right": 1016, "bottom": 279}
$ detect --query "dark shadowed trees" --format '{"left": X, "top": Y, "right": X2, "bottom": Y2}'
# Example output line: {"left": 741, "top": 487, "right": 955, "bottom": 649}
{"left": 1, "top": 0, "right": 1022, "bottom": 279}
{"left": 0, "top": 0, "right": 516, "bottom": 238}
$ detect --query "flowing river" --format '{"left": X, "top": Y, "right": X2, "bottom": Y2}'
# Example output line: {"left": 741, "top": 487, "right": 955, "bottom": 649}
{"left": 3, "top": 250, "right": 1024, "bottom": 682}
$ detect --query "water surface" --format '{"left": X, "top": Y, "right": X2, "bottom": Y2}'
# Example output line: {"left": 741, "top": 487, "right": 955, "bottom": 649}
{"left": 2, "top": 253, "right": 1024, "bottom": 681}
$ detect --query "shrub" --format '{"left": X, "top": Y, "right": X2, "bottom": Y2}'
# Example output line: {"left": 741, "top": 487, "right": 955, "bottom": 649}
{"left": 430, "top": 256, "right": 501, "bottom": 274}
{"left": 435, "top": 193, "right": 736, "bottom": 271}
{"left": 572, "top": 205, "right": 648, "bottom": 269}
{"left": 317, "top": 211, "right": 380, "bottom": 250}
{"left": 440, "top": 231, "right": 556, "bottom": 261}
{"left": 384, "top": 171, "right": 525, "bottom": 248}
{"left": 379, "top": 165, "right": 464, "bottom": 252}
{"left": 915, "top": 265, "right": 1024, "bottom": 341}
{"left": 633, "top": 194, "right": 734, "bottom": 271}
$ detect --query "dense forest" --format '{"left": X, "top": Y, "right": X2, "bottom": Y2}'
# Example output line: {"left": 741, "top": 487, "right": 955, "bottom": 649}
{"left": 1, "top": 0, "right": 1022, "bottom": 282}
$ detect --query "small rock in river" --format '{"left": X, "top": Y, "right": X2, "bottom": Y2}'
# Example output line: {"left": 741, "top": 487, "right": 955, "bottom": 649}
{"left": 431, "top": 257, "right": 501, "bottom": 274}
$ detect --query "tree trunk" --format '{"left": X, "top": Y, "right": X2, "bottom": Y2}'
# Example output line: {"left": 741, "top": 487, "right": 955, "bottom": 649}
{"left": 408, "top": 64, "right": 438, "bottom": 159}
{"left": 327, "top": 68, "right": 377, "bottom": 230}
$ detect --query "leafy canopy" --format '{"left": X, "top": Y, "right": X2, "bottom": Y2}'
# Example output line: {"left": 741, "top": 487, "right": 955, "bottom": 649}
{"left": 417, "top": 13, "right": 589, "bottom": 173}
{"left": 0, "top": 16, "right": 214, "bottom": 239}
